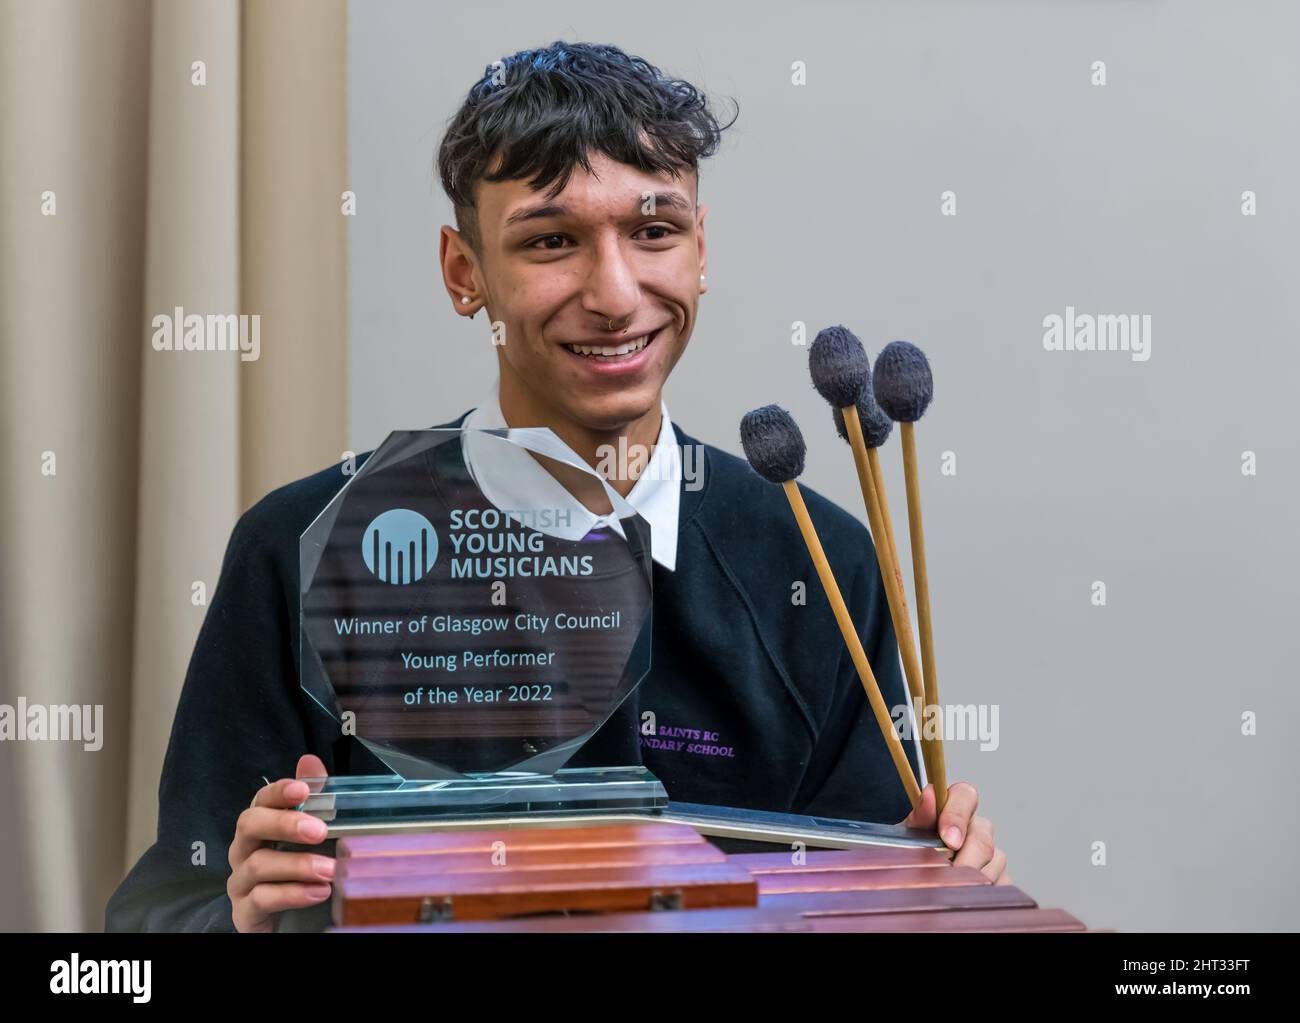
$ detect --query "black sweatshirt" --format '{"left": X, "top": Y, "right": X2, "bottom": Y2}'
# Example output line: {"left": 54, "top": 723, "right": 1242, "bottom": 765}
{"left": 105, "top": 416, "right": 918, "bottom": 931}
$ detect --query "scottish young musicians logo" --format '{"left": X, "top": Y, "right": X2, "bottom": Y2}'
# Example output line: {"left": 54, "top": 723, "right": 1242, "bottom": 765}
{"left": 361, "top": 509, "right": 438, "bottom": 584}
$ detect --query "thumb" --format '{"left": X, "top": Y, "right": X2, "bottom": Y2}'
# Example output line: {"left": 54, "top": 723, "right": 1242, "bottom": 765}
{"left": 903, "top": 783, "right": 936, "bottom": 829}
{"left": 295, "top": 753, "right": 328, "bottom": 781}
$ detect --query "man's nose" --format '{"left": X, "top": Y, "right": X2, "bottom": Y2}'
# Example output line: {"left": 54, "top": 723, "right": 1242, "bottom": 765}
{"left": 580, "top": 239, "right": 640, "bottom": 324}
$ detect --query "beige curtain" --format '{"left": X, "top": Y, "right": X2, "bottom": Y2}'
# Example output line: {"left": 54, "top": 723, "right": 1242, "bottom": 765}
{"left": 0, "top": 0, "right": 347, "bottom": 932}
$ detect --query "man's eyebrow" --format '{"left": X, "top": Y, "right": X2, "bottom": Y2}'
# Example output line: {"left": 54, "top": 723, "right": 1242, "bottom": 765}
{"left": 503, "top": 191, "right": 695, "bottom": 228}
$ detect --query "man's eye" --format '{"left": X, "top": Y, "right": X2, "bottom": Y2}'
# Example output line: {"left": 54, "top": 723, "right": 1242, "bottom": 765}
{"left": 527, "top": 226, "right": 676, "bottom": 250}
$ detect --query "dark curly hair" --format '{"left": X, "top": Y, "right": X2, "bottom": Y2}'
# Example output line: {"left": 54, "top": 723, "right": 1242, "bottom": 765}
{"left": 437, "top": 41, "right": 738, "bottom": 256}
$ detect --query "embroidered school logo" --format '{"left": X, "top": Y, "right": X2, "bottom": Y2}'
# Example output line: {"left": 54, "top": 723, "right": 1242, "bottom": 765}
{"left": 361, "top": 509, "right": 438, "bottom": 584}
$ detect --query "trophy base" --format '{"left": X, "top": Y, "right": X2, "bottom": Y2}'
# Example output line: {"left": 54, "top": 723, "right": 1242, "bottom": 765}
{"left": 296, "top": 770, "right": 943, "bottom": 851}
{"left": 297, "top": 766, "right": 668, "bottom": 826}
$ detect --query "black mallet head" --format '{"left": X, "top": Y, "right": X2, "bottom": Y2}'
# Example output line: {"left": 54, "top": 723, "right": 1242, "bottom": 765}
{"left": 872, "top": 340, "right": 933, "bottom": 423}
{"left": 740, "top": 405, "right": 806, "bottom": 484}
{"left": 809, "top": 325, "right": 870, "bottom": 409}
{"left": 833, "top": 390, "right": 894, "bottom": 449}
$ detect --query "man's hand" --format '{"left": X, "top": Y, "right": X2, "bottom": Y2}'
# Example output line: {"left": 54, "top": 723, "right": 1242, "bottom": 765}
{"left": 904, "top": 781, "right": 1012, "bottom": 885}
{"left": 227, "top": 754, "right": 334, "bottom": 933}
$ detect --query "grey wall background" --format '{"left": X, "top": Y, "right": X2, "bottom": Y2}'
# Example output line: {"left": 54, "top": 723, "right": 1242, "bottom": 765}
{"left": 348, "top": 0, "right": 1300, "bottom": 931}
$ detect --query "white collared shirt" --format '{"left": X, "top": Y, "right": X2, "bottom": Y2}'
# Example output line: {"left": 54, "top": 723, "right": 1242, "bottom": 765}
{"left": 459, "top": 379, "right": 682, "bottom": 571}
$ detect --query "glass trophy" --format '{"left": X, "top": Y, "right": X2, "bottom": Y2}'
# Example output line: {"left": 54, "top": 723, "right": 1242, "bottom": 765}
{"left": 296, "top": 425, "right": 665, "bottom": 828}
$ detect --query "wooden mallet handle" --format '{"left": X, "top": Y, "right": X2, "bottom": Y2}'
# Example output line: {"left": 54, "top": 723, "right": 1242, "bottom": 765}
{"left": 866, "top": 443, "right": 941, "bottom": 793}
{"left": 840, "top": 409, "right": 933, "bottom": 779}
{"left": 901, "top": 421, "right": 948, "bottom": 811}
{"left": 868, "top": 446, "right": 905, "bottom": 611}
{"left": 781, "top": 480, "right": 921, "bottom": 811}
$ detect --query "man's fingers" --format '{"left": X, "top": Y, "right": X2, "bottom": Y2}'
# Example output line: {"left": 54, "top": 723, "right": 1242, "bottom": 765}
{"left": 234, "top": 775, "right": 316, "bottom": 863}
{"left": 246, "top": 881, "right": 333, "bottom": 920}
{"left": 952, "top": 815, "right": 996, "bottom": 871}
{"left": 980, "top": 847, "right": 1008, "bottom": 884}
{"left": 228, "top": 806, "right": 328, "bottom": 868}
{"left": 937, "top": 781, "right": 979, "bottom": 850}
{"left": 226, "top": 755, "right": 331, "bottom": 932}
{"left": 251, "top": 776, "right": 310, "bottom": 811}
{"left": 228, "top": 848, "right": 335, "bottom": 898}
{"left": 296, "top": 754, "right": 328, "bottom": 781}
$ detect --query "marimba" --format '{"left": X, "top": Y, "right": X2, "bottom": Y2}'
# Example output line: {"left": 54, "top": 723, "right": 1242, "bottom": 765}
{"left": 327, "top": 821, "right": 1086, "bottom": 932}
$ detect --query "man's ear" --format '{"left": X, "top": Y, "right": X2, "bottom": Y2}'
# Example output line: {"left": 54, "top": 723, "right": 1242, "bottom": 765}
{"left": 696, "top": 203, "right": 709, "bottom": 289}
{"left": 440, "top": 224, "right": 482, "bottom": 317}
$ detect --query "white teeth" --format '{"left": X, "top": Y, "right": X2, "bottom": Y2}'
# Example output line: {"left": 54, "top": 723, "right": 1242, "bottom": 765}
{"left": 566, "top": 333, "right": 652, "bottom": 358}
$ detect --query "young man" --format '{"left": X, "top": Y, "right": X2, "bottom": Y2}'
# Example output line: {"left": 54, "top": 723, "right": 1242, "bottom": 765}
{"left": 107, "top": 41, "right": 1007, "bottom": 934}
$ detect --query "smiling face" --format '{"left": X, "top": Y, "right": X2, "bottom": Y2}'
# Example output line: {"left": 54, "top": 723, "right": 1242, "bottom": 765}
{"left": 441, "top": 151, "right": 708, "bottom": 444}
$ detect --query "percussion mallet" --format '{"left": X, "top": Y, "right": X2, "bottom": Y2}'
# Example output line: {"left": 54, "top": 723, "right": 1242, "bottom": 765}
{"left": 740, "top": 405, "right": 921, "bottom": 811}
{"left": 873, "top": 340, "right": 948, "bottom": 811}
{"left": 809, "top": 328, "right": 928, "bottom": 765}
{"left": 831, "top": 386, "right": 941, "bottom": 793}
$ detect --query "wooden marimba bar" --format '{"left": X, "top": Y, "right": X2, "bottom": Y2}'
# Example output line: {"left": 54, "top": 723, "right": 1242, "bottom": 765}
{"left": 329, "top": 821, "right": 1086, "bottom": 933}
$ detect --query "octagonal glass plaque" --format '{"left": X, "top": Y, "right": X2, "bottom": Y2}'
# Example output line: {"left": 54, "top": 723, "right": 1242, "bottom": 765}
{"left": 299, "top": 427, "right": 654, "bottom": 783}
